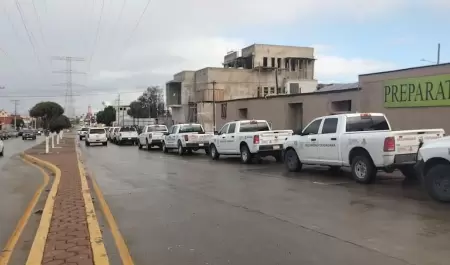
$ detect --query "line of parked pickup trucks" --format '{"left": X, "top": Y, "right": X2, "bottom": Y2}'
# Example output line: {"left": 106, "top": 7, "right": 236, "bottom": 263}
{"left": 79, "top": 112, "right": 450, "bottom": 203}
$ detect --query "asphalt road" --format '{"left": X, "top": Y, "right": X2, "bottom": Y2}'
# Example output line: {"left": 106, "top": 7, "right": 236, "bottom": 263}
{"left": 0, "top": 136, "right": 45, "bottom": 256}
{"left": 82, "top": 142, "right": 450, "bottom": 265}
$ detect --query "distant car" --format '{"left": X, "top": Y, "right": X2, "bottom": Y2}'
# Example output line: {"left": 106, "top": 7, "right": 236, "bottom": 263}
{"left": 78, "top": 127, "right": 89, "bottom": 140}
{"left": 0, "top": 131, "right": 9, "bottom": 140}
{"left": 0, "top": 139, "right": 4, "bottom": 156}
{"left": 36, "top": 130, "right": 42, "bottom": 136}
{"left": 7, "top": 130, "right": 18, "bottom": 138}
{"left": 22, "top": 130, "right": 37, "bottom": 140}
{"left": 85, "top": 128, "right": 107, "bottom": 147}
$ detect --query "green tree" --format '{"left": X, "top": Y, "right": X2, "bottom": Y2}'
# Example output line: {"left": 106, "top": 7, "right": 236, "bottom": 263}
{"left": 96, "top": 111, "right": 105, "bottom": 124}
{"left": 102, "top": 106, "right": 116, "bottom": 126}
{"left": 138, "top": 86, "right": 165, "bottom": 118}
{"left": 9, "top": 117, "right": 24, "bottom": 129}
{"left": 29, "top": 102, "right": 64, "bottom": 128}
{"left": 49, "top": 115, "right": 71, "bottom": 133}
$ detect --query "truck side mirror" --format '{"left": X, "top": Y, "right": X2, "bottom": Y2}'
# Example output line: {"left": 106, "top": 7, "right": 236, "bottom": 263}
{"left": 294, "top": 128, "right": 303, "bottom": 135}
{"left": 214, "top": 131, "right": 218, "bottom": 135}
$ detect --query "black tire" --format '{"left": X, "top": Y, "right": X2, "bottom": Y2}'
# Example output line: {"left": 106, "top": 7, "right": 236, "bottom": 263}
{"left": 138, "top": 141, "right": 143, "bottom": 149}
{"left": 85, "top": 141, "right": 90, "bottom": 147}
{"left": 162, "top": 142, "right": 168, "bottom": 153}
{"left": 424, "top": 164, "right": 450, "bottom": 202}
{"left": 210, "top": 144, "right": 219, "bottom": 160}
{"left": 146, "top": 140, "right": 151, "bottom": 151}
{"left": 398, "top": 165, "right": 418, "bottom": 180}
{"left": 284, "top": 149, "right": 302, "bottom": 172}
{"left": 0, "top": 149, "right": 3, "bottom": 156}
{"left": 22, "top": 137, "right": 25, "bottom": 140}
{"left": 177, "top": 141, "right": 185, "bottom": 156}
{"left": 351, "top": 155, "right": 376, "bottom": 184}
{"left": 204, "top": 147, "right": 210, "bottom": 155}
{"left": 103, "top": 142, "right": 107, "bottom": 146}
{"left": 240, "top": 144, "right": 252, "bottom": 164}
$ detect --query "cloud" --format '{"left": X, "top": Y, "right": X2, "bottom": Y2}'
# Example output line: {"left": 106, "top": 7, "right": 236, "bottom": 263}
{"left": 0, "top": 0, "right": 416, "bottom": 115}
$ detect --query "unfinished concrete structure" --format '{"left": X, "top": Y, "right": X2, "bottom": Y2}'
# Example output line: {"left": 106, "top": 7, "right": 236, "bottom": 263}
{"left": 166, "top": 44, "right": 318, "bottom": 131}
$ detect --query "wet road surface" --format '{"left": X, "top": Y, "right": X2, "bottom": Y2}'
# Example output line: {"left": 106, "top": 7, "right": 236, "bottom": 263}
{"left": 0, "top": 136, "right": 45, "bottom": 257}
{"left": 82, "top": 143, "right": 450, "bottom": 265}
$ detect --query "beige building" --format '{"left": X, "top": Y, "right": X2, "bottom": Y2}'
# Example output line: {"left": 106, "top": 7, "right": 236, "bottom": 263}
{"left": 166, "top": 44, "right": 318, "bottom": 131}
{"left": 215, "top": 63, "right": 450, "bottom": 133}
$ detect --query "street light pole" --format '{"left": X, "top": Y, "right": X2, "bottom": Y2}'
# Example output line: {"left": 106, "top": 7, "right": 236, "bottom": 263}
{"left": 437, "top": 43, "right": 441, "bottom": 64}
{"left": 212, "top": 81, "right": 216, "bottom": 132}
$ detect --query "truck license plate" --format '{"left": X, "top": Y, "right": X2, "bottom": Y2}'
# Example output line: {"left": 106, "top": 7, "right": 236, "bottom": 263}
{"left": 273, "top": 145, "right": 280, "bottom": 150}
{"left": 128, "top": 138, "right": 131, "bottom": 140}
{"left": 199, "top": 143, "right": 203, "bottom": 146}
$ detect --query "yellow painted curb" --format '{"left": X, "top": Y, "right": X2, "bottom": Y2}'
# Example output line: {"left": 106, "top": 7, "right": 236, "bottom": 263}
{"left": 91, "top": 172, "right": 135, "bottom": 265}
{"left": 23, "top": 153, "right": 61, "bottom": 265}
{"left": 0, "top": 155, "right": 49, "bottom": 265}
{"left": 76, "top": 145, "right": 110, "bottom": 265}
{"left": 76, "top": 145, "right": 135, "bottom": 265}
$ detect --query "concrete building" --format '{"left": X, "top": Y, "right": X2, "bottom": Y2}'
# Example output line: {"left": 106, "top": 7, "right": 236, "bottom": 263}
{"left": 214, "top": 63, "right": 450, "bottom": 133}
{"left": 166, "top": 44, "right": 318, "bottom": 131}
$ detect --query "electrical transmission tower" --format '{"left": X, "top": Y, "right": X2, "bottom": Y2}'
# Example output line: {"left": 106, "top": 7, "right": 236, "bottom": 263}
{"left": 52, "top": 56, "right": 86, "bottom": 118}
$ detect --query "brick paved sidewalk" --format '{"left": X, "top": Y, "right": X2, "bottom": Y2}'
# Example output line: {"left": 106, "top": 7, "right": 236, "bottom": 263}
{"left": 26, "top": 135, "right": 95, "bottom": 265}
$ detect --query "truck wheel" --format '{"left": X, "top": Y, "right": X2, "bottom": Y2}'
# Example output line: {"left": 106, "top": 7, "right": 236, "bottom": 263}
{"left": 162, "top": 142, "right": 168, "bottom": 153}
{"left": 424, "top": 164, "right": 450, "bottom": 202}
{"left": 398, "top": 165, "right": 418, "bottom": 181}
{"left": 210, "top": 144, "right": 219, "bottom": 160}
{"left": 138, "top": 141, "right": 143, "bottom": 149}
{"left": 351, "top": 155, "right": 376, "bottom": 184}
{"left": 146, "top": 139, "right": 152, "bottom": 151}
{"left": 85, "top": 141, "right": 90, "bottom": 147}
{"left": 177, "top": 141, "right": 185, "bottom": 156}
{"left": 240, "top": 144, "right": 252, "bottom": 164}
{"left": 204, "top": 147, "right": 210, "bottom": 155}
{"left": 284, "top": 149, "right": 302, "bottom": 172}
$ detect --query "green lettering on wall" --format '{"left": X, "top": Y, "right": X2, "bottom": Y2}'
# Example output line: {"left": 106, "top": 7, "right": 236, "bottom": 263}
{"left": 384, "top": 74, "right": 450, "bottom": 107}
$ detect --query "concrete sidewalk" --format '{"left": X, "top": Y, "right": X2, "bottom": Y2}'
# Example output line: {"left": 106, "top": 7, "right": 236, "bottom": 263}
{"left": 25, "top": 134, "right": 108, "bottom": 265}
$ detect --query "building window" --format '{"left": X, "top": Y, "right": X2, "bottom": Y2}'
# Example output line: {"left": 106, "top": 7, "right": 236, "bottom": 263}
{"left": 239, "top": 108, "right": 248, "bottom": 119}
{"left": 271, "top": 57, "right": 275, "bottom": 67}
{"left": 270, "top": 87, "right": 275, "bottom": 94}
{"left": 277, "top": 58, "right": 281, "bottom": 68}
{"left": 257, "top": 87, "right": 261, "bottom": 97}
{"left": 221, "top": 103, "right": 227, "bottom": 119}
{"left": 263, "top": 87, "right": 268, "bottom": 96}
{"left": 277, "top": 87, "right": 281, "bottom": 94}
{"left": 263, "top": 57, "right": 268, "bottom": 67}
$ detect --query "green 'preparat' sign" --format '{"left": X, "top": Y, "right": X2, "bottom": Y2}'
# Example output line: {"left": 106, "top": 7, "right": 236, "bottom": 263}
{"left": 384, "top": 74, "right": 450, "bottom": 107}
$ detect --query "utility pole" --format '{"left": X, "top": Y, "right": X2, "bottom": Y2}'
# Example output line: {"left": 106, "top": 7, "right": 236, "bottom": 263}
{"left": 116, "top": 94, "right": 121, "bottom": 126}
{"left": 52, "top": 56, "right": 85, "bottom": 119}
{"left": 437, "top": 43, "right": 441, "bottom": 64}
{"left": 11, "top": 100, "right": 19, "bottom": 129}
{"left": 212, "top": 81, "right": 216, "bottom": 131}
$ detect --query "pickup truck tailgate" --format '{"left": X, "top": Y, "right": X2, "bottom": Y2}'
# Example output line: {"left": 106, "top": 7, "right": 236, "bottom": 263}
{"left": 259, "top": 130, "right": 293, "bottom": 145}
{"left": 186, "top": 133, "right": 214, "bottom": 143}
{"left": 151, "top": 132, "right": 165, "bottom": 140}
{"left": 394, "top": 129, "right": 444, "bottom": 154}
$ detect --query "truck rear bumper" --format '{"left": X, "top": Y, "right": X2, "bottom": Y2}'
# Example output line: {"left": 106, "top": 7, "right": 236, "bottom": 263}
{"left": 185, "top": 142, "right": 208, "bottom": 149}
{"left": 255, "top": 144, "right": 283, "bottom": 157}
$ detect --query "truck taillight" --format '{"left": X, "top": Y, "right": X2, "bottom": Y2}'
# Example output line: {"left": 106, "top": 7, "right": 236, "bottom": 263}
{"left": 383, "top": 137, "right": 395, "bottom": 152}
{"left": 253, "top": 135, "right": 260, "bottom": 144}
{"left": 184, "top": 135, "right": 189, "bottom": 141}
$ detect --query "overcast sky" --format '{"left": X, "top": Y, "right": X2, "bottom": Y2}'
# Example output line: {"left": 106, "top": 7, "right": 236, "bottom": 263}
{"left": 0, "top": 0, "right": 448, "bottom": 116}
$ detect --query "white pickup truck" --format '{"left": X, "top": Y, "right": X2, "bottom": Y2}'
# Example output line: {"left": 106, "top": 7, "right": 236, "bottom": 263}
{"left": 138, "top": 124, "right": 168, "bottom": 150}
{"left": 415, "top": 137, "right": 450, "bottom": 202}
{"left": 162, "top": 123, "right": 214, "bottom": 155}
{"left": 209, "top": 120, "right": 293, "bottom": 163}
{"left": 114, "top": 126, "right": 139, "bottom": 145}
{"left": 283, "top": 113, "right": 444, "bottom": 183}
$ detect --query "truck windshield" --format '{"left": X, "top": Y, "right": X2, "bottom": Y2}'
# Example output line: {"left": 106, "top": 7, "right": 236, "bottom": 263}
{"left": 239, "top": 122, "right": 270, "bottom": 132}
{"left": 179, "top": 125, "right": 204, "bottom": 133}
{"left": 346, "top": 115, "right": 390, "bottom": 132}
{"left": 147, "top": 126, "right": 167, "bottom": 132}
{"left": 81, "top": 128, "right": 89, "bottom": 131}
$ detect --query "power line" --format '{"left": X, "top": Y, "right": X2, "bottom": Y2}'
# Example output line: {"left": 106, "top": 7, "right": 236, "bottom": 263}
{"left": 14, "top": 0, "right": 42, "bottom": 68}
{"left": 88, "top": 0, "right": 105, "bottom": 72}
{"left": 31, "top": 0, "right": 47, "bottom": 48}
